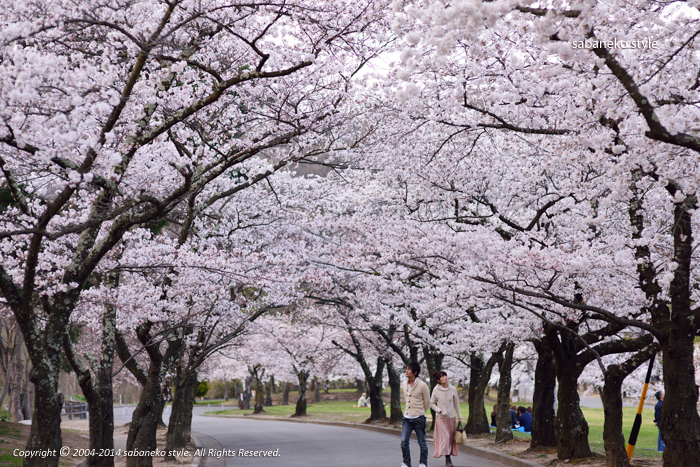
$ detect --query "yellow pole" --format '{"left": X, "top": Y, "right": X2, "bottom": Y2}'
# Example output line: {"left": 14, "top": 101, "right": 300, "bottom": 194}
{"left": 626, "top": 354, "right": 655, "bottom": 459}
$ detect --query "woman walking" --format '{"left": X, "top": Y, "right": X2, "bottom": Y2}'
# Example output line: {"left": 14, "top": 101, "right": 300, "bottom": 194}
{"left": 430, "top": 371, "right": 462, "bottom": 467}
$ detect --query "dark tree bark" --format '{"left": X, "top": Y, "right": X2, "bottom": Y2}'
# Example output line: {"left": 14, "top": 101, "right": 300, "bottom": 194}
{"left": 242, "top": 375, "right": 252, "bottom": 410}
{"left": 116, "top": 323, "right": 183, "bottom": 467}
{"left": 530, "top": 339, "right": 557, "bottom": 449}
{"left": 332, "top": 329, "right": 387, "bottom": 423}
{"left": 364, "top": 357, "right": 387, "bottom": 423}
{"left": 282, "top": 381, "right": 290, "bottom": 405}
{"left": 386, "top": 358, "right": 404, "bottom": 424}
{"left": 495, "top": 343, "right": 515, "bottom": 444}
{"left": 293, "top": 369, "right": 308, "bottom": 417}
{"left": 465, "top": 350, "right": 500, "bottom": 435}
{"left": 423, "top": 345, "right": 444, "bottom": 431}
{"left": 313, "top": 376, "right": 321, "bottom": 403}
{"left": 540, "top": 319, "right": 631, "bottom": 459}
{"left": 265, "top": 376, "right": 273, "bottom": 406}
{"left": 356, "top": 378, "right": 364, "bottom": 393}
{"left": 251, "top": 365, "right": 265, "bottom": 414}
{"left": 551, "top": 344, "right": 591, "bottom": 459}
{"left": 164, "top": 368, "right": 197, "bottom": 457}
{"left": 658, "top": 195, "right": 700, "bottom": 467}
{"left": 63, "top": 285, "right": 118, "bottom": 467}
{"left": 601, "top": 343, "right": 658, "bottom": 467}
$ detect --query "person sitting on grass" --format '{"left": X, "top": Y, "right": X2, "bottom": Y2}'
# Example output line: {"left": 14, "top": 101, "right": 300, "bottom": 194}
{"left": 509, "top": 405, "right": 519, "bottom": 429}
{"left": 357, "top": 393, "right": 369, "bottom": 407}
{"left": 517, "top": 406, "right": 532, "bottom": 433}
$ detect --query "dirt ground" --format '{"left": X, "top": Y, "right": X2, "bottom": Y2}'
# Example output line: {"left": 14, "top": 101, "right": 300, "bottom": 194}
{"left": 0, "top": 420, "right": 89, "bottom": 466}
{"left": 463, "top": 434, "right": 663, "bottom": 467}
{"left": 59, "top": 420, "right": 195, "bottom": 467}
{"left": 112, "top": 424, "right": 195, "bottom": 467}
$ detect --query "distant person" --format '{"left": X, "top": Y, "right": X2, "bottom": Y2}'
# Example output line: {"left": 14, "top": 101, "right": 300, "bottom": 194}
{"left": 357, "top": 393, "right": 369, "bottom": 407}
{"left": 401, "top": 362, "right": 430, "bottom": 467}
{"left": 654, "top": 391, "right": 665, "bottom": 452}
{"left": 509, "top": 405, "right": 519, "bottom": 429}
{"left": 517, "top": 406, "right": 532, "bottom": 432}
{"left": 526, "top": 406, "right": 532, "bottom": 414}
{"left": 430, "top": 371, "right": 462, "bottom": 467}
{"left": 491, "top": 403, "right": 498, "bottom": 427}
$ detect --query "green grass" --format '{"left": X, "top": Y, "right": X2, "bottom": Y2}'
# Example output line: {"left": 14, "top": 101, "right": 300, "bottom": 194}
{"left": 0, "top": 423, "right": 20, "bottom": 438}
{"left": 581, "top": 406, "right": 662, "bottom": 458}
{"left": 207, "top": 398, "right": 662, "bottom": 458}
{"left": 0, "top": 453, "right": 23, "bottom": 466}
{"left": 464, "top": 402, "right": 661, "bottom": 458}
{"left": 208, "top": 400, "right": 373, "bottom": 422}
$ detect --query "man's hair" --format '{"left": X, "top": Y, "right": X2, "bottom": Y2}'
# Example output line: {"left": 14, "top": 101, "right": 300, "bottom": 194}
{"left": 407, "top": 362, "right": 421, "bottom": 376}
{"left": 518, "top": 406, "right": 527, "bottom": 414}
{"left": 655, "top": 391, "right": 663, "bottom": 400}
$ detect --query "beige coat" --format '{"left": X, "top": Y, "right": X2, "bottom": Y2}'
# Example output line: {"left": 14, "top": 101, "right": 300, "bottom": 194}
{"left": 402, "top": 378, "right": 431, "bottom": 417}
{"left": 430, "top": 384, "right": 462, "bottom": 420}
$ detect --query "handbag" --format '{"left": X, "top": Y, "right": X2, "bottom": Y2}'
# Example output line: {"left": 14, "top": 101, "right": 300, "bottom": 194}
{"left": 454, "top": 422, "right": 467, "bottom": 444}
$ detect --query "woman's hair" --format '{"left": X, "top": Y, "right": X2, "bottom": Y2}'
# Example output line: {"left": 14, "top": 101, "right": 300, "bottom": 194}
{"left": 432, "top": 370, "right": 448, "bottom": 381}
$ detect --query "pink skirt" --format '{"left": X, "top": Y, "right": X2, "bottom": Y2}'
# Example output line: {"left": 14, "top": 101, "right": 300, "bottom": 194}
{"left": 433, "top": 416, "right": 458, "bottom": 457}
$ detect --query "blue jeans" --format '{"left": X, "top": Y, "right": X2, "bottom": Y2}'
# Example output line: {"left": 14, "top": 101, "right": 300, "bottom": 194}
{"left": 657, "top": 428, "right": 665, "bottom": 452}
{"left": 401, "top": 415, "right": 428, "bottom": 466}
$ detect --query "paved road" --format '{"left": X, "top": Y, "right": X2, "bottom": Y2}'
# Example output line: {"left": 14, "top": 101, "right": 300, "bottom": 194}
{"left": 113, "top": 407, "right": 507, "bottom": 467}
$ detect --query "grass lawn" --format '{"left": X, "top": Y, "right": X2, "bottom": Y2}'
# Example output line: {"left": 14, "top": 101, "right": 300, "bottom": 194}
{"left": 206, "top": 395, "right": 662, "bottom": 458}
{"left": 208, "top": 399, "right": 372, "bottom": 423}
{"left": 465, "top": 402, "right": 661, "bottom": 458}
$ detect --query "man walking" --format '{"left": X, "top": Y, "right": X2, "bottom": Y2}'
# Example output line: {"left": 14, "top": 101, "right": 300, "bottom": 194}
{"left": 401, "top": 362, "right": 431, "bottom": 467}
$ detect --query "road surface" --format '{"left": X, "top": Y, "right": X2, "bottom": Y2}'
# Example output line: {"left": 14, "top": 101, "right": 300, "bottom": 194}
{"left": 113, "top": 407, "right": 508, "bottom": 467}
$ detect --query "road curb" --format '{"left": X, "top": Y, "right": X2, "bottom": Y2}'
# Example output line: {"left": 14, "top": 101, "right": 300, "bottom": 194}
{"left": 191, "top": 432, "right": 203, "bottom": 467}
{"left": 201, "top": 413, "right": 545, "bottom": 467}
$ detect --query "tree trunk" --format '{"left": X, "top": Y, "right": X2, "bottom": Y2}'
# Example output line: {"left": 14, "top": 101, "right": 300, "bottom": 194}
{"left": 423, "top": 346, "right": 444, "bottom": 431}
{"left": 554, "top": 361, "right": 591, "bottom": 458}
{"left": 495, "top": 343, "right": 514, "bottom": 444}
{"left": 125, "top": 369, "right": 164, "bottom": 467}
{"left": 181, "top": 377, "right": 196, "bottom": 440}
{"left": 231, "top": 379, "right": 239, "bottom": 400}
{"left": 282, "top": 382, "right": 290, "bottom": 405}
{"left": 600, "top": 375, "right": 627, "bottom": 467}
{"left": 10, "top": 353, "right": 25, "bottom": 422}
{"left": 530, "top": 339, "right": 557, "bottom": 449}
{"left": 24, "top": 371, "right": 64, "bottom": 467}
{"left": 600, "top": 343, "right": 659, "bottom": 467}
{"left": 253, "top": 370, "right": 265, "bottom": 414}
{"left": 659, "top": 197, "right": 700, "bottom": 467}
{"left": 313, "top": 376, "right": 321, "bottom": 403}
{"left": 242, "top": 376, "right": 251, "bottom": 410}
{"left": 265, "top": 377, "right": 273, "bottom": 406}
{"left": 356, "top": 378, "right": 364, "bottom": 393}
{"left": 165, "top": 369, "right": 194, "bottom": 457}
{"left": 661, "top": 333, "right": 700, "bottom": 466}
{"left": 465, "top": 352, "right": 489, "bottom": 434}
{"left": 466, "top": 349, "right": 501, "bottom": 435}
{"left": 364, "top": 357, "right": 387, "bottom": 423}
{"left": 387, "top": 359, "right": 404, "bottom": 424}
{"left": 293, "top": 370, "right": 308, "bottom": 417}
